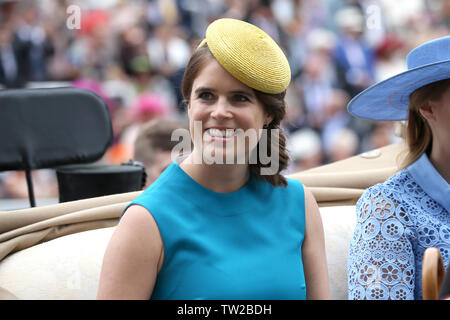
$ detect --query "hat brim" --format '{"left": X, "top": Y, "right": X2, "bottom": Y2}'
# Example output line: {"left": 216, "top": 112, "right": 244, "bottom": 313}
{"left": 347, "top": 60, "right": 450, "bottom": 121}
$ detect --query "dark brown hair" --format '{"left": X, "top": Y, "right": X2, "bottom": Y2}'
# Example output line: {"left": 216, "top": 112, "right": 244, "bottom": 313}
{"left": 181, "top": 45, "right": 290, "bottom": 187}
{"left": 401, "top": 78, "right": 450, "bottom": 168}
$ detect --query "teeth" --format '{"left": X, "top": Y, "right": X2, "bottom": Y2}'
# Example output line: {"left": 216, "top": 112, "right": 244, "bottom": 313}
{"left": 207, "top": 128, "right": 235, "bottom": 137}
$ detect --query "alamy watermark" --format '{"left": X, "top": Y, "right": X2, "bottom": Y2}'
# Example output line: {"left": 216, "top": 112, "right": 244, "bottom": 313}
{"left": 170, "top": 121, "right": 280, "bottom": 175}
{"left": 365, "top": 4, "right": 382, "bottom": 30}
{"left": 66, "top": 5, "right": 81, "bottom": 30}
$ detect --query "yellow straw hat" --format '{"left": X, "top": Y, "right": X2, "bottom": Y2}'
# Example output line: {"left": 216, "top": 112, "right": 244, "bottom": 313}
{"left": 199, "top": 18, "right": 291, "bottom": 94}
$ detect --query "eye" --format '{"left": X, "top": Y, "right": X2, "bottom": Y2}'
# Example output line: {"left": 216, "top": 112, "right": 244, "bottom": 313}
{"left": 198, "top": 92, "right": 214, "bottom": 100}
{"left": 233, "top": 94, "right": 250, "bottom": 103}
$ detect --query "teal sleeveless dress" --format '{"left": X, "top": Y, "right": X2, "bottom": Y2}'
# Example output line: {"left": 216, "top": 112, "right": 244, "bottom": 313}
{"left": 123, "top": 157, "right": 307, "bottom": 300}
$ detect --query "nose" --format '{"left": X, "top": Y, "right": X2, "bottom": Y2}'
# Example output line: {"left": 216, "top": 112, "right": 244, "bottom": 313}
{"left": 211, "top": 97, "right": 232, "bottom": 120}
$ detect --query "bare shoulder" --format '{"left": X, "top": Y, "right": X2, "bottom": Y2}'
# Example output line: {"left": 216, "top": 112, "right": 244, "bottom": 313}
{"left": 97, "top": 204, "right": 163, "bottom": 299}
{"left": 303, "top": 186, "right": 320, "bottom": 217}
{"left": 115, "top": 204, "right": 163, "bottom": 255}
{"left": 119, "top": 204, "right": 160, "bottom": 232}
{"left": 302, "top": 185, "right": 323, "bottom": 236}
{"left": 302, "top": 185, "right": 316, "bottom": 202}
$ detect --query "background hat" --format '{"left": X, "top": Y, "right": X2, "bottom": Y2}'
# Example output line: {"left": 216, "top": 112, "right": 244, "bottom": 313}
{"left": 71, "top": 78, "right": 116, "bottom": 111}
{"left": 131, "top": 93, "right": 168, "bottom": 118}
{"left": 288, "top": 128, "right": 322, "bottom": 160}
{"left": 201, "top": 18, "right": 291, "bottom": 94}
{"left": 335, "top": 7, "right": 364, "bottom": 33}
{"left": 347, "top": 35, "right": 450, "bottom": 121}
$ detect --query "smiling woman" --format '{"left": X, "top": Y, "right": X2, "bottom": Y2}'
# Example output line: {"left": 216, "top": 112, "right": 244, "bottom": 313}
{"left": 184, "top": 54, "right": 275, "bottom": 176}
{"left": 182, "top": 44, "right": 291, "bottom": 185}
{"left": 97, "top": 18, "right": 330, "bottom": 300}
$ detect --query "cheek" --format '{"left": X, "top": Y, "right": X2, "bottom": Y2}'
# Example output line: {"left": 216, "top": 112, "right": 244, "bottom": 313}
{"left": 254, "top": 103, "right": 270, "bottom": 127}
{"left": 187, "top": 103, "right": 199, "bottom": 127}
{"left": 188, "top": 109, "right": 208, "bottom": 133}
{"left": 240, "top": 108, "right": 266, "bottom": 129}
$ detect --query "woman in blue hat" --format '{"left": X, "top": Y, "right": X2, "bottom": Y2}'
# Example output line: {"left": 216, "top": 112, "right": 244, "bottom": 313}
{"left": 347, "top": 35, "right": 450, "bottom": 300}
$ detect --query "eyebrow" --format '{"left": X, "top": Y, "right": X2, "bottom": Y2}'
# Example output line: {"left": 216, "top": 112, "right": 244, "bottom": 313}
{"left": 194, "top": 86, "right": 254, "bottom": 97}
{"left": 229, "top": 90, "right": 254, "bottom": 97}
{"left": 194, "top": 86, "right": 215, "bottom": 94}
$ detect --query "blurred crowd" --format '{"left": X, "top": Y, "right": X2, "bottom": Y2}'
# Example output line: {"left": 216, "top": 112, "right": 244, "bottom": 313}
{"left": 0, "top": 0, "right": 449, "bottom": 200}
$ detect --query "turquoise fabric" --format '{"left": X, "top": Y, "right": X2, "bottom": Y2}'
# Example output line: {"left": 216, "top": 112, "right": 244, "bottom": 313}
{"left": 123, "top": 157, "right": 306, "bottom": 300}
{"left": 348, "top": 153, "right": 450, "bottom": 299}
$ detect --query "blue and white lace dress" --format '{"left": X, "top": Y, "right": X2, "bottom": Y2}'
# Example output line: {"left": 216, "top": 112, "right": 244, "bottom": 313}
{"left": 348, "top": 153, "right": 450, "bottom": 299}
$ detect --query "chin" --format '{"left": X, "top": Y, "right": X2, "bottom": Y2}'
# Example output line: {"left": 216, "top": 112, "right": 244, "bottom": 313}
{"left": 201, "top": 144, "right": 248, "bottom": 165}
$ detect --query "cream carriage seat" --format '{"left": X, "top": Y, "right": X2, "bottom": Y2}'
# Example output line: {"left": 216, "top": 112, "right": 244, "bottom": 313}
{"left": 0, "top": 205, "right": 356, "bottom": 300}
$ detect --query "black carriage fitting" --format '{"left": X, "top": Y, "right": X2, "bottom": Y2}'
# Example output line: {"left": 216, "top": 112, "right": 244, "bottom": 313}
{"left": 0, "top": 87, "right": 144, "bottom": 207}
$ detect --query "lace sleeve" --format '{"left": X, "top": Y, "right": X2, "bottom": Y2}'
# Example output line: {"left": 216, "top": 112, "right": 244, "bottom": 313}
{"left": 348, "top": 185, "right": 416, "bottom": 300}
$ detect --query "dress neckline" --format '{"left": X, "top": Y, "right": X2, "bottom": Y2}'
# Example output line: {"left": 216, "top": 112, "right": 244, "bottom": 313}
{"left": 163, "top": 154, "right": 263, "bottom": 216}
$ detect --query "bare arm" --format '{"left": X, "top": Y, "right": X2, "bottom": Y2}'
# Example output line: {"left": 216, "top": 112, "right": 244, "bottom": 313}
{"left": 96, "top": 205, "right": 163, "bottom": 299}
{"left": 302, "top": 186, "right": 331, "bottom": 300}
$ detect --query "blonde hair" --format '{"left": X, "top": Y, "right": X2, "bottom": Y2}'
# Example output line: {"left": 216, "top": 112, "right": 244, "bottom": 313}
{"left": 401, "top": 79, "right": 450, "bottom": 169}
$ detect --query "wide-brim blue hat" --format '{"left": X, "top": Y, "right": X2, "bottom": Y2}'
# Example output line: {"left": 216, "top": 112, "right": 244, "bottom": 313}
{"left": 347, "top": 35, "right": 450, "bottom": 121}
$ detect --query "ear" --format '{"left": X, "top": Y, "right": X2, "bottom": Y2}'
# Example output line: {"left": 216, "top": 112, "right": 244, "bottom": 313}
{"left": 265, "top": 114, "right": 274, "bottom": 127}
{"left": 186, "top": 100, "right": 191, "bottom": 114}
{"left": 418, "top": 101, "right": 436, "bottom": 122}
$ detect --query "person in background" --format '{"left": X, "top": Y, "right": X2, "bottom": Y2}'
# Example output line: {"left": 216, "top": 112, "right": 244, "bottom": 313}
{"left": 333, "top": 6, "right": 375, "bottom": 98}
{"left": 97, "top": 18, "right": 329, "bottom": 300}
{"left": 287, "top": 128, "right": 323, "bottom": 173}
{"left": 112, "top": 93, "right": 172, "bottom": 165}
{"left": 0, "top": 22, "right": 26, "bottom": 88}
{"left": 325, "top": 127, "right": 359, "bottom": 163}
{"left": 133, "top": 118, "right": 188, "bottom": 188}
{"left": 347, "top": 35, "right": 450, "bottom": 299}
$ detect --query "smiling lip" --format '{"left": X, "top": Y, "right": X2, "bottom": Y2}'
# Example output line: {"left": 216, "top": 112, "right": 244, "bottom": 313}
{"left": 205, "top": 127, "right": 237, "bottom": 141}
{"left": 205, "top": 126, "right": 235, "bottom": 130}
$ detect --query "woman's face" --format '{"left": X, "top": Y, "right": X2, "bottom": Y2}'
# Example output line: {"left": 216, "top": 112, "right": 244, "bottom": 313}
{"left": 187, "top": 58, "right": 272, "bottom": 164}
{"left": 429, "top": 85, "right": 450, "bottom": 153}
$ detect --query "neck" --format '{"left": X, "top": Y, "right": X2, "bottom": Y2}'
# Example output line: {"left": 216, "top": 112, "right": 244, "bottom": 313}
{"left": 429, "top": 144, "right": 450, "bottom": 184}
{"left": 179, "top": 153, "right": 250, "bottom": 193}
